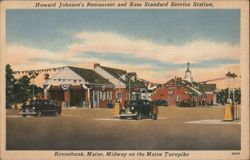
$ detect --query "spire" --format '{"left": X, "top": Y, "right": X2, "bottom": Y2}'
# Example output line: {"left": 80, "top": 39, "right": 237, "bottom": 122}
{"left": 184, "top": 62, "right": 193, "bottom": 82}
{"left": 186, "top": 62, "right": 191, "bottom": 72}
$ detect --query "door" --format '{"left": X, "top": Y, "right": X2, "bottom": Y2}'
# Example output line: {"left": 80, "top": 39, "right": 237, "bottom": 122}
{"left": 70, "top": 89, "right": 83, "bottom": 106}
{"left": 92, "top": 90, "right": 97, "bottom": 108}
{"left": 49, "top": 89, "right": 64, "bottom": 102}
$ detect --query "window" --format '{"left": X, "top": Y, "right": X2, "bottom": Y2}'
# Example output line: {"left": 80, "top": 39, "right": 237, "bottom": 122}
{"left": 176, "top": 95, "right": 181, "bottom": 102}
{"left": 132, "top": 94, "right": 136, "bottom": 100}
{"left": 116, "top": 91, "right": 122, "bottom": 101}
{"left": 50, "top": 101, "right": 54, "bottom": 105}
{"left": 96, "top": 91, "right": 99, "bottom": 100}
{"left": 169, "top": 95, "right": 173, "bottom": 101}
{"left": 103, "top": 92, "right": 106, "bottom": 100}
{"left": 99, "top": 91, "right": 102, "bottom": 99}
{"left": 107, "top": 91, "right": 112, "bottom": 100}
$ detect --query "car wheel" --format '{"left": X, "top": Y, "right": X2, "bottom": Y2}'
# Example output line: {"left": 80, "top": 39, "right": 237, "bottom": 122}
{"left": 120, "top": 116, "right": 126, "bottom": 119}
{"left": 22, "top": 114, "right": 27, "bottom": 118}
{"left": 54, "top": 111, "right": 59, "bottom": 117}
{"left": 137, "top": 113, "right": 142, "bottom": 120}
{"left": 36, "top": 111, "right": 42, "bottom": 117}
{"left": 153, "top": 114, "right": 158, "bottom": 120}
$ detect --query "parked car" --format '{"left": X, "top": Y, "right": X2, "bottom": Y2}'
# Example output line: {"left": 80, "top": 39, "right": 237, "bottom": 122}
{"left": 6, "top": 101, "right": 12, "bottom": 109}
{"left": 19, "top": 99, "right": 62, "bottom": 117}
{"left": 154, "top": 99, "right": 168, "bottom": 106}
{"left": 177, "top": 100, "right": 193, "bottom": 107}
{"left": 120, "top": 100, "right": 153, "bottom": 120}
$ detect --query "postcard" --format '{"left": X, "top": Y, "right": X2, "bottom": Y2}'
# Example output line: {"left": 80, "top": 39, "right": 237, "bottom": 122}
{"left": 0, "top": 0, "right": 249, "bottom": 159}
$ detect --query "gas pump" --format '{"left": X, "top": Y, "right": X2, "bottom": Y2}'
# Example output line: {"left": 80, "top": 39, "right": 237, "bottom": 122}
{"left": 114, "top": 100, "right": 121, "bottom": 118}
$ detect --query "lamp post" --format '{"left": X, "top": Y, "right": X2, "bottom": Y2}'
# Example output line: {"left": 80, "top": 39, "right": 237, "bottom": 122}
{"left": 231, "top": 73, "right": 237, "bottom": 104}
{"left": 126, "top": 73, "right": 131, "bottom": 101}
{"left": 118, "top": 75, "right": 121, "bottom": 102}
{"left": 224, "top": 71, "right": 238, "bottom": 121}
{"left": 225, "top": 72, "right": 237, "bottom": 104}
{"left": 225, "top": 72, "right": 232, "bottom": 104}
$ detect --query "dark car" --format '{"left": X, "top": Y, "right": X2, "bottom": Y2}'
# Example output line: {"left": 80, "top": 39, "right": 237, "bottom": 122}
{"left": 154, "top": 99, "right": 168, "bottom": 106}
{"left": 19, "top": 99, "right": 62, "bottom": 117}
{"left": 120, "top": 100, "right": 153, "bottom": 120}
{"left": 177, "top": 100, "right": 194, "bottom": 107}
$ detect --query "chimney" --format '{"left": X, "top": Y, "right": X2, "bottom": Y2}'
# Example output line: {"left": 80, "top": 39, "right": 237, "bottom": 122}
{"left": 94, "top": 63, "right": 100, "bottom": 69}
{"left": 176, "top": 77, "right": 182, "bottom": 81}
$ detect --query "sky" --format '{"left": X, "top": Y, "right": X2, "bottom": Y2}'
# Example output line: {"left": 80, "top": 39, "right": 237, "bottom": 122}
{"left": 6, "top": 9, "right": 241, "bottom": 88}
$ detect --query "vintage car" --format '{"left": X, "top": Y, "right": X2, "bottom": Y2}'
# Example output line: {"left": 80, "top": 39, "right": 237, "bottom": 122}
{"left": 120, "top": 100, "right": 153, "bottom": 120}
{"left": 19, "top": 99, "right": 62, "bottom": 117}
{"left": 154, "top": 99, "right": 168, "bottom": 106}
{"left": 177, "top": 100, "right": 194, "bottom": 107}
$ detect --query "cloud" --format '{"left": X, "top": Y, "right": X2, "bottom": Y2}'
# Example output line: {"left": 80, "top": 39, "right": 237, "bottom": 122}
{"left": 6, "top": 31, "right": 240, "bottom": 89}
{"left": 68, "top": 31, "right": 240, "bottom": 64}
{"left": 7, "top": 31, "right": 240, "bottom": 68}
{"left": 6, "top": 45, "right": 65, "bottom": 70}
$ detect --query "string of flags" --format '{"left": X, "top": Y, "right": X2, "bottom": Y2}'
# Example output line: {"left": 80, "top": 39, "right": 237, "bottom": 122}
{"left": 13, "top": 66, "right": 85, "bottom": 84}
{"left": 13, "top": 66, "right": 66, "bottom": 75}
{"left": 52, "top": 78, "right": 83, "bottom": 83}
{"left": 137, "top": 78, "right": 161, "bottom": 86}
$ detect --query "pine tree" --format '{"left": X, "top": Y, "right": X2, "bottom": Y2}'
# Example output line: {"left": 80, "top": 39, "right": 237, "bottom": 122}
{"left": 217, "top": 88, "right": 241, "bottom": 104}
{"left": 6, "top": 64, "right": 44, "bottom": 108}
{"left": 6, "top": 64, "right": 16, "bottom": 108}
{"left": 17, "top": 75, "right": 32, "bottom": 101}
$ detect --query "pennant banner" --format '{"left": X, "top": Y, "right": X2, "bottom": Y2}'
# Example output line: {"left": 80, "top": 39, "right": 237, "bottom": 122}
{"left": 13, "top": 66, "right": 65, "bottom": 74}
{"left": 52, "top": 79, "right": 83, "bottom": 83}
{"left": 13, "top": 66, "right": 87, "bottom": 84}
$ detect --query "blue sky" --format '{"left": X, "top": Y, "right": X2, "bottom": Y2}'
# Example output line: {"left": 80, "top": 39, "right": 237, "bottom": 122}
{"left": 7, "top": 9, "right": 240, "bottom": 49}
{"left": 6, "top": 9, "right": 241, "bottom": 85}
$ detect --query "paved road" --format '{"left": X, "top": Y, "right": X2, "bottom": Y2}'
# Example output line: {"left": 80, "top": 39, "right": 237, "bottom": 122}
{"left": 6, "top": 107, "right": 240, "bottom": 150}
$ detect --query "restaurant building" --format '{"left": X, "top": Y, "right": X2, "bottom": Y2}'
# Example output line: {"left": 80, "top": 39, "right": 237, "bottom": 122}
{"left": 44, "top": 66, "right": 114, "bottom": 108}
{"left": 44, "top": 64, "right": 148, "bottom": 107}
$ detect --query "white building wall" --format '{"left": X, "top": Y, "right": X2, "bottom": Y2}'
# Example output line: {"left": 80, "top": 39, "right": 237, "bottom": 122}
{"left": 45, "top": 67, "right": 85, "bottom": 86}
{"left": 213, "top": 94, "right": 217, "bottom": 105}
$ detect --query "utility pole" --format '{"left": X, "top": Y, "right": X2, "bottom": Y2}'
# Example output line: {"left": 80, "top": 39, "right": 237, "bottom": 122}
{"left": 30, "top": 72, "right": 38, "bottom": 100}
{"left": 128, "top": 75, "right": 131, "bottom": 101}
{"left": 32, "top": 77, "right": 34, "bottom": 98}
{"left": 231, "top": 73, "right": 237, "bottom": 104}
{"left": 225, "top": 72, "right": 237, "bottom": 104}
{"left": 118, "top": 75, "right": 121, "bottom": 102}
{"left": 226, "top": 72, "right": 232, "bottom": 104}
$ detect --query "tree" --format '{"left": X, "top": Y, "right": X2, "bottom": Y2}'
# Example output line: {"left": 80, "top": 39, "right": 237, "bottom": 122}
{"left": 6, "top": 64, "right": 16, "bottom": 108}
{"left": 6, "top": 64, "right": 45, "bottom": 108}
{"left": 217, "top": 88, "right": 241, "bottom": 104}
{"left": 17, "top": 75, "right": 32, "bottom": 101}
{"left": 30, "top": 84, "right": 43, "bottom": 98}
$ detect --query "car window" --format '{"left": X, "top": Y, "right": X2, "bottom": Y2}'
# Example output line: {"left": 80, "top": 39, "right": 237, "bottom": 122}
{"left": 50, "top": 101, "right": 54, "bottom": 105}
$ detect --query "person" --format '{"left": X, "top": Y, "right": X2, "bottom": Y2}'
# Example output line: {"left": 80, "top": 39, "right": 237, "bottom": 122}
{"left": 152, "top": 102, "right": 159, "bottom": 120}
{"left": 58, "top": 101, "right": 62, "bottom": 108}
{"left": 22, "top": 100, "right": 27, "bottom": 109}
{"left": 26, "top": 98, "right": 31, "bottom": 106}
